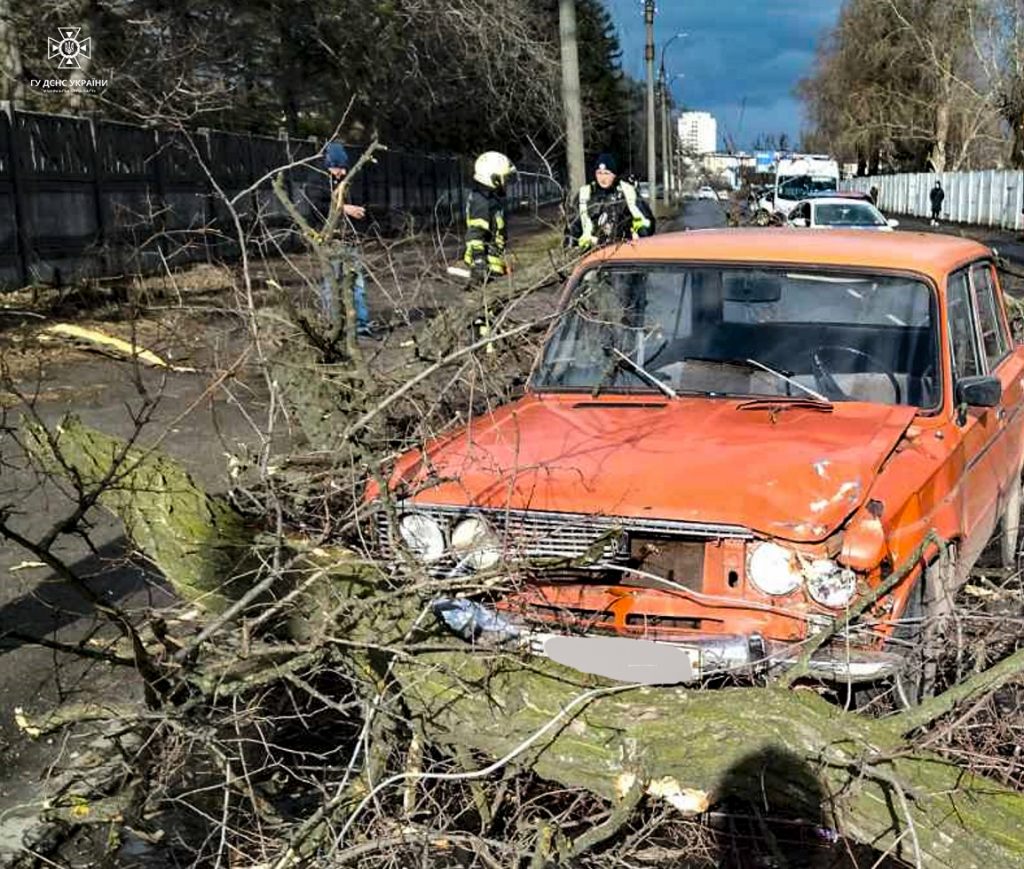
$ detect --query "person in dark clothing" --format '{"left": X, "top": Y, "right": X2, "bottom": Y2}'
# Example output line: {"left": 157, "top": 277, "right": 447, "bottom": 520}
{"left": 320, "top": 142, "right": 372, "bottom": 335}
{"left": 567, "top": 153, "right": 652, "bottom": 250}
{"left": 929, "top": 180, "right": 945, "bottom": 226}
{"left": 463, "top": 151, "right": 517, "bottom": 283}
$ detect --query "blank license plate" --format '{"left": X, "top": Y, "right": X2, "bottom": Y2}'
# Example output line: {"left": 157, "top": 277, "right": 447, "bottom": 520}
{"left": 541, "top": 634, "right": 699, "bottom": 685}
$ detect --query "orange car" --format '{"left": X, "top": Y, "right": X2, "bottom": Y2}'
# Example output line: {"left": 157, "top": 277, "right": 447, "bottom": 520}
{"left": 372, "top": 229, "right": 1024, "bottom": 692}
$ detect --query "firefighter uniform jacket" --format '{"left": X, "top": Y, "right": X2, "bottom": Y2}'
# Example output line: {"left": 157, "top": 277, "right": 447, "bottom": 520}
{"left": 463, "top": 182, "right": 508, "bottom": 276}
{"left": 571, "top": 179, "right": 652, "bottom": 249}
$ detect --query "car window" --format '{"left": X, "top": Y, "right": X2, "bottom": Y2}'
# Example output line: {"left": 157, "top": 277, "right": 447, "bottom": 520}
{"left": 814, "top": 203, "right": 887, "bottom": 227}
{"left": 970, "top": 262, "right": 1009, "bottom": 369}
{"left": 948, "top": 270, "right": 981, "bottom": 380}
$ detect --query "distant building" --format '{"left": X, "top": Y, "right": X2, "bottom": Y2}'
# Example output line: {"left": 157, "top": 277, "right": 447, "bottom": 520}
{"left": 678, "top": 112, "right": 717, "bottom": 154}
{"left": 698, "top": 152, "right": 757, "bottom": 189}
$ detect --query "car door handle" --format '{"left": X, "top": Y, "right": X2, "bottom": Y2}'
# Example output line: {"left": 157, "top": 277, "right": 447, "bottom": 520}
{"left": 997, "top": 407, "right": 1007, "bottom": 421}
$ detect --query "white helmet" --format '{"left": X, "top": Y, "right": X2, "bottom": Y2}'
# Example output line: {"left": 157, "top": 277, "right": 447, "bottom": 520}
{"left": 473, "top": 151, "right": 517, "bottom": 190}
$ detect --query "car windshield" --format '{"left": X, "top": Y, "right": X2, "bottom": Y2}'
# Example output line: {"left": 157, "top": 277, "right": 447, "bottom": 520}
{"left": 815, "top": 203, "right": 886, "bottom": 227}
{"left": 777, "top": 175, "right": 836, "bottom": 200}
{"left": 533, "top": 265, "right": 939, "bottom": 408}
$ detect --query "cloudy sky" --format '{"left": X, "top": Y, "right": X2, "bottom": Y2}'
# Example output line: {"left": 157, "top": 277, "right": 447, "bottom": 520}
{"left": 604, "top": 0, "right": 844, "bottom": 150}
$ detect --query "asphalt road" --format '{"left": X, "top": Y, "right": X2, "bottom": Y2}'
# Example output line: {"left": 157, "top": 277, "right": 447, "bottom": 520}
{"left": 0, "top": 329, "right": 259, "bottom": 854}
{"left": 664, "top": 198, "right": 729, "bottom": 232}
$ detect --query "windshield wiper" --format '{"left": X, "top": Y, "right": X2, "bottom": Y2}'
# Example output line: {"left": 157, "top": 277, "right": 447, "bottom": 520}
{"left": 743, "top": 357, "right": 831, "bottom": 404}
{"left": 591, "top": 346, "right": 677, "bottom": 399}
{"left": 609, "top": 347, "right": 678, "bottom": 398}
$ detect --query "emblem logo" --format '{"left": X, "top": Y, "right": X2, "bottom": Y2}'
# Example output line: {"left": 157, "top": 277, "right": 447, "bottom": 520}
{"left": 47, "top": 27, "right": 92, "bottom": 70}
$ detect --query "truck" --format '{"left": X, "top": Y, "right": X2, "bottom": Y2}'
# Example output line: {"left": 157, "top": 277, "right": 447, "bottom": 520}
{"left": 752, "top": 154, "right": 840, "bottom": 225}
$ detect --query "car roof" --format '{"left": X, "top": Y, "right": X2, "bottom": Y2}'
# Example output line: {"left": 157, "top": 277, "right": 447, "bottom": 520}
{"left": 801, "top": 197, "right": 878, "bottom": 207}
{"left": 586, "top": 228, "right": 991, "bottom": 281}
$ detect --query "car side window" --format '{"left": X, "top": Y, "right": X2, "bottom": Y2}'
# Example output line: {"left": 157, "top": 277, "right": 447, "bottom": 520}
{"left": 948, "top": 270, "right": 981, "bottom": 381}
{"left": 970, "top": 262, "right": 1009, "bottom": 369}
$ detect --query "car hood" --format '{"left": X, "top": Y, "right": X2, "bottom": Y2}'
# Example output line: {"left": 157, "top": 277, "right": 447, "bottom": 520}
{"left": 393, "top": 395, "right": 917, "bottom": 542}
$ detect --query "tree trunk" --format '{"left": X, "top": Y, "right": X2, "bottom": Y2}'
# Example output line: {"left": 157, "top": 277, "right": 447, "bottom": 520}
{"left": 25, "top": 416, "right": 1024, "bottom": 866}
{"left": 1011, "top": 111, "right": 1024, "bottom": 170}
{"left": 0, "top": 0, "right": 23, "bottom": 105}
{"left": 929, "top": 96, "right": 950, "bottom": 172}
{"left": 558, "top": 0, "right": 585, "bottom": 195}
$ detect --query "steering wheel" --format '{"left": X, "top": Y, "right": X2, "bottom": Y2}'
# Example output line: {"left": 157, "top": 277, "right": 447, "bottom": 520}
{"left": 811, "top": 345, "right": 902, "bottom": 404}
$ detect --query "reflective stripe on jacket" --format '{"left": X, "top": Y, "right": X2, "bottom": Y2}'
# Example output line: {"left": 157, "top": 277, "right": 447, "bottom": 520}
{"left": 463, "top": 182, "right": 508, "bottom": 273}
{"left": 574, "top": 179, "right": 651, "bottom": 248}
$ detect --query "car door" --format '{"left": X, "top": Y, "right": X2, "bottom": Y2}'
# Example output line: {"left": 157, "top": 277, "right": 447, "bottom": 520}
{"left": 947, "top": 267, "right": 1002, "bottom": 570}
{"left": 971, "top": 261, "right": 1024, "bottom": 501}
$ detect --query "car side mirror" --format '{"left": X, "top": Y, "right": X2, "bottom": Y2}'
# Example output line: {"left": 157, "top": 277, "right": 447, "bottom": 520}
{"left": 955, "top": 375, "right": 1001, "bottom": 424}
{"left": 887, "top": 218, "right": 899, "bottom": 228}
{"left": 790, "top": 217, "right": 807, "bottom": 227}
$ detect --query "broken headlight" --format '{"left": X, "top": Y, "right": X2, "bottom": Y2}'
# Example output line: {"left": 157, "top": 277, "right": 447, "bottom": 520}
{"left": 451, "top": 515, "right": 501, "bottom": 570}
{"left": 397, "top": 512, "right": 446, "bottom": 563}
{"left": 747, "top": 542, "right": 803, "bottom": 596}
{"left": 803, "top": 559, "right": 858, "bottom": 609}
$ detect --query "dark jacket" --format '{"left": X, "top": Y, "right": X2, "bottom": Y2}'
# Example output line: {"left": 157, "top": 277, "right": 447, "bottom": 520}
{"left": 930, "top": 185, "right": 945, "bottom": 208}
{"left": 568, "top": 179, "right": 653, "bottom": 249}
{"left": 463, "top": 181, "right": 507, "bottom": 275}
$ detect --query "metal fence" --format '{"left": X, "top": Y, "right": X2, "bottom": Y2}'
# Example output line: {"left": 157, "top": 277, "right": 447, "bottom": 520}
{"left": 843, "top": 169, "right": 1024, "bottom": 232}
{"left": 0, "top": 106, "right": 561, "bottom": 289}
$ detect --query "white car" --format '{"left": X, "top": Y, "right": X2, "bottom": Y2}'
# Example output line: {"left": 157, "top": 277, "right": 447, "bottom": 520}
{"left": 788, "top": 197, "right": 899, "bottom": 231}
{"left": 697, "top": 186, "right": 717, "bottom": 201}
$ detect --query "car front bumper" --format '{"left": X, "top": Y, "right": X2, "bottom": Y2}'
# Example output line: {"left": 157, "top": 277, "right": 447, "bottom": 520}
{"left": 432, "top": 598, "right": 904, "bottom": 685}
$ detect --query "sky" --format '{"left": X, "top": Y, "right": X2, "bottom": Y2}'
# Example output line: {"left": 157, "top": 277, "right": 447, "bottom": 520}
{"left": 604, "top": 0, "right": 845, "bottom": 151}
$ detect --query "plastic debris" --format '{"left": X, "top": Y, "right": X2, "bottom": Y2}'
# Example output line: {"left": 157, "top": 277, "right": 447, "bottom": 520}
{"left": 431, "top": 598, "right": 521, "bottom": 645}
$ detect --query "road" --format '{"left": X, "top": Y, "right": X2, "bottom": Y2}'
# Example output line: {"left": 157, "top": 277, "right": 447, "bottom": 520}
{"left": 666, "top": 198, "right": 728, "bottom": 231}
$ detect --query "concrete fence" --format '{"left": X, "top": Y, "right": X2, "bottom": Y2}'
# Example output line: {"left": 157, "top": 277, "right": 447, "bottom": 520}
{"left": 0, "top": 106, "right": 562, "bottom": 290}
{"left": 843, "top": 170, "right": 1024, "bottom": 232}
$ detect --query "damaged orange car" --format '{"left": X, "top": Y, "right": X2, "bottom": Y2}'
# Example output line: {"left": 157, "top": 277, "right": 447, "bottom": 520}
{"left": 371, "top": 229, "right": 1024, "bottom": 695}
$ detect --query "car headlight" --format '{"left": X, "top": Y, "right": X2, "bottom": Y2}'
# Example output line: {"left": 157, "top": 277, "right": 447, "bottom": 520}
{"left": 804, "top": 559, "right": 858, "bottom": 609}
{"left": 451, "top": 516, "right": 501, "bottom": 570}
{"left": 397, "top": 513, "right": 446, "bottom": 563}
{"left": 747, "top": 542, "right": 803, "bottom": 596}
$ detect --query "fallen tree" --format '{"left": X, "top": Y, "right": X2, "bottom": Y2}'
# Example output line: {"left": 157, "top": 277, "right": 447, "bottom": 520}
{"left": 19, "top": 414, "right": 1024, "bottom": 867}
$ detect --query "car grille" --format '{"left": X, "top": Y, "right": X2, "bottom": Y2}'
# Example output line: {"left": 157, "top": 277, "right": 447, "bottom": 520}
{"left": 376, "top": 503, "right": 751, "bottom": 574}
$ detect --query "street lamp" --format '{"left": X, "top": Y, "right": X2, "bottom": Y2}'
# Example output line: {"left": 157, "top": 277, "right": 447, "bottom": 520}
{"left": 663, "top": 73, "right": 685, "bottom": 202}
{"left": 659, "top": 33, "right": 687, "bottom": 208}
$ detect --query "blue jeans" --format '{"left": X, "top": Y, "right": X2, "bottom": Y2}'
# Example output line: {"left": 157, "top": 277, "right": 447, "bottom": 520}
{"left": 321, "top": 252, "right": 369, "bottom": 328}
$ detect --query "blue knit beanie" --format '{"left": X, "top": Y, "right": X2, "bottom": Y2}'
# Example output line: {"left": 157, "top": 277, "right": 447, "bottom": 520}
{"left": 593, "top": 152, "right": 618, "bottom": 174}
{"left": 324, "top": 142, "right": 350, "bottom": 170}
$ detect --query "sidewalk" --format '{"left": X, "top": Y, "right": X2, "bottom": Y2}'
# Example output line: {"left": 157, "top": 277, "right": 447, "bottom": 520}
{"left": 893, "top": 212, "right": 1024, "bottom": 265}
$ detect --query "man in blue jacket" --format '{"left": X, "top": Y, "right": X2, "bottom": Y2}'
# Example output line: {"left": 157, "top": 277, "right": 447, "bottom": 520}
{"left": 321, "top": 142, "right": 372, "bottom": 336}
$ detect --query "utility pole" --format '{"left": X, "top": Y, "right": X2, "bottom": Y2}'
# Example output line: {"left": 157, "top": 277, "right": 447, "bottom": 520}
{"left": 644, "top": 0, "right": 656, "bottom": 203}
{"left": 559, "top": 0, "right": 586, "bottom": 196}
{"left": 660, "top": 74, "right": 670, "bottom": 209}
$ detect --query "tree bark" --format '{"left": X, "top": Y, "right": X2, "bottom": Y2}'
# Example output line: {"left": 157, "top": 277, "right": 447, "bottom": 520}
{"left": 0, "top": 0, "right": 23, "bottom": 105}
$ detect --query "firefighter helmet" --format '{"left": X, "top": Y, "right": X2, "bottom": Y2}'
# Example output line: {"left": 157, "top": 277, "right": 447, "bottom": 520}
{"left": 473, "top": 151, "right": 517, "bottom": 191}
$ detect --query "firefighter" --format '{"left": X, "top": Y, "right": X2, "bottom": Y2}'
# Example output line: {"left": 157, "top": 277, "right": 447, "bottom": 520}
{"left": 568, "top": 153, "right": 652, "bottom": 250}
{"left": 463, "top": 151, "right": 517, "bottom": 284}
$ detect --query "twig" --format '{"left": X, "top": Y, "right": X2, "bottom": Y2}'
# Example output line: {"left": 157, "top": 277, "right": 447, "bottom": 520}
{"left": 328, "top": 681, "right": 639, "bottom": 853}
